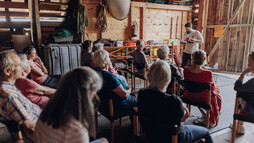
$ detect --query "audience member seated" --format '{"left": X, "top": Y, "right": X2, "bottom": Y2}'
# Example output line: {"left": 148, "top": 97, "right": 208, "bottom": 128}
{"left": 232, "top": 51, "right": 254, "bottom": 134}
{"left": 23, "top": 46, "right": 60, "bottom": 88}
{"left": 133, "top": 40, "right": 149, "bottom": 75}
{"left": 81, "top": 40, "right": 94, "bottom": 66}
{"left": 157, "top": 46, "right": 183, "bottom": 92}
{"left": 0, "top": 50, "right": 41, "bottom": 140}
{"left": 93, "top": 49, "right": 137, "bottom": 118}
{"left": 15, "top": 54, "right": 56, "bottom": 108}
{"left": 34, "top": 67, "right": 108, "bottom": 143}
{"left": 92, "top": 43, "right": 128, "bottom": 87}
{"left": 183, "top": 50, "right": 221, "bottom": 127}
{"left": 138, "top": 60, "right": 213, "bottom": 143}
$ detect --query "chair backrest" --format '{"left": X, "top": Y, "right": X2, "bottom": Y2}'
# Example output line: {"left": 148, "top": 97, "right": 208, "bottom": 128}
{"left": 138, "top": 114, "right": 178, "bottom": 143}
{"left": 133, "top": 62, "right": 145, "bottom": 70}
{"left": 237, "top": 92, "right": 254, "bottom": 107}
{"left": 183, "top": 80, "right": 211, "bottom": 93}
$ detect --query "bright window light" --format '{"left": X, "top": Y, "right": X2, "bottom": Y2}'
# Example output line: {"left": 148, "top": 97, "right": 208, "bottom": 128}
{"left": 0, "top": 17, "right": 6, "bottom": 22}
{"left": 11, "top": 17, "right": 30, "bottom": 22}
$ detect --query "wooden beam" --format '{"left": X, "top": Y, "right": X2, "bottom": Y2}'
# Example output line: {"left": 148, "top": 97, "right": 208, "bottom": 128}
{"left": 201, "top": 0, "right": 209, "bottom": 49}
{"left": 197, "top": 0, "right": 204, "bottom": 36}
{"left": 0, "top": 12, "right": 64, "bottom": 18}
{"left": 206, "top": 24, "right": 254, "bottom": 28}
{"left": 0, "top": 1, "right": 28, "bottom": 9}
{"left": 208, "top": 0, "right": 246, "bottom": 62}
{"left": 28, "top": 0, "right": 42, "bottom": 48}
{"left": 40, "top": 4, "right": 67, "bottom": 11}
{"left": 39, "top": 1, "right": 68, "bottom": 5}
{"left": 131, "top": 1, "right": 192, "bottom": 11}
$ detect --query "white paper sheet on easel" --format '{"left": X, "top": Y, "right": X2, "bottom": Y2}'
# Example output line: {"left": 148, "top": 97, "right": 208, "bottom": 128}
{"left": 176, "top": 38, "right": 187, "bottom": 44}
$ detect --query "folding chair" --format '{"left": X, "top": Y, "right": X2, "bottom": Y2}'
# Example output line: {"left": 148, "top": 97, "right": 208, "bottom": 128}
{"left": 180, "top": 80, "right": 218, "bottom": 129}
{"left": 231, "top": 92, "right": 254, "bottom": 143}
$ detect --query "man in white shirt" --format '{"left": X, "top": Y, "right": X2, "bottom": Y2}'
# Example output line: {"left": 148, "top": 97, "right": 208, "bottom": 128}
{"left": 181, "top": 23, "right": 204, "bottom": 68}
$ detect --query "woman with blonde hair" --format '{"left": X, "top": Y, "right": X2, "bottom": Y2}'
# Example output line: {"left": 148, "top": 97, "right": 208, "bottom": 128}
{"left": 183, "top": 50, "right": 221, "bottom": 127}
{"left": 138, "top": 60, "right": 213, "bottom": 143}
{"left": 34, "top": 67, "right": 108, "bottom": 143}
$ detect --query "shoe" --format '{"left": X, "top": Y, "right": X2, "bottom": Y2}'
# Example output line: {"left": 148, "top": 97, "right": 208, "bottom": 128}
{"left": 209, "top": 123, "right": 216, "bottom": 128}
{"left": 193, "top": 118, "right": 205, "bottom": 126}
{"left": 230, "top": 124, "right": 245, "bottom": 134}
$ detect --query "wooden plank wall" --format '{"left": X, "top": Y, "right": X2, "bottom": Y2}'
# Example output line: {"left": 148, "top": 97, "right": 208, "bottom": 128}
{"left": 0, "top": 0, "right": 191, "bottom": 47}
{"left": 0, "top": 0, "right": 67, "bottom": 47}
{"left": 83, "top": 1, "right": 192, "bottom": 41}
{"left": 204, "top": 0, "right": 254, "bottom": 72}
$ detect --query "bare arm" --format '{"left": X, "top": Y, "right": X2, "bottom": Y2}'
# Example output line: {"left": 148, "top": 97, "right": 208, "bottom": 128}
{"left": 190, "top": 31, "right": 204, "bottom": 44}
{"left": 22, "top": 120, "right": 36, "bottom": 131}
{"left": 35, "top": 56, "right": 48, "bottom": 74}
{"left": 33, "top": 85, "right": 56, "bottom": 96}
{"left": 30, "top": 64, "right": 45, "bottom": 77}
{"left": 112, "top": 85, "right": 131, "bottom": 99}
{"left": 180, "top": 107, "right": 190, "bottom": 122}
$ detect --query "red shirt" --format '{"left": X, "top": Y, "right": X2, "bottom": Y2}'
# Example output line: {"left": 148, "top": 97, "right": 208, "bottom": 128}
{"left": 15, "top": 78, "right": 49, "bottom": 108}
{"left": 183, "top": 67, "right": 221, "bottom": 124}
{"left": 28, "top": 60, "right": 48, "bottom": 84}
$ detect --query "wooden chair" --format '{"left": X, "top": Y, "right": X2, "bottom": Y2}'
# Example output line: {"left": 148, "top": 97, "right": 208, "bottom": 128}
{"left": 179, "top": 80, "right": 217, "bottom": 129}
{"left": 131, "top": 62, "right": 147, "bottom": 91}
{"left": 166, "top": 77, "right": 177, "bottom": 94}
{"left": 98, "top": 97, "right": 138, "bottom": 143}
{"left": 137, "top": 114, "right": 178, "bottom": 143}
{"left": 231, "top": 92, "right": 254, "bottom": 143}
{"left": 1, "top": 120, "right": 24, "bottom": 143}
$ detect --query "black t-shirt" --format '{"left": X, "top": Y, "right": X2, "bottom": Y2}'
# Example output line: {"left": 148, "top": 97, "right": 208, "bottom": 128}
{"left": 138, "top": 88, "right": 185, "bottom": 142}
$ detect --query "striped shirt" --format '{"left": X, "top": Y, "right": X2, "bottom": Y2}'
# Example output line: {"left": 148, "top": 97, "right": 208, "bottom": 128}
{"left": 0, "top": 81, "right": 41, "bottom": 124}
{"left": 34, "top": 117, "right": 90, "bottom": 143}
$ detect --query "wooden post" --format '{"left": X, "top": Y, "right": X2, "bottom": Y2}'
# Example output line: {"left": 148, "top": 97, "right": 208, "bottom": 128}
{"left": 168, "top": 0, "right": 174, "bottom": 4}
{"left": 197, "top": 0, "right": 204, "bottom": 36}
{"left": 28, "top": 0, "right": 42, "bottom": 48}
{"left": 201, "top": 0, "right": 209, "bottom": 49}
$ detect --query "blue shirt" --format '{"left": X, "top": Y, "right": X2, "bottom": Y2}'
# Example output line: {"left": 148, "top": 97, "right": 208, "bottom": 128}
{"left": 99, "top": 70, "right": 131, "bottom": 113}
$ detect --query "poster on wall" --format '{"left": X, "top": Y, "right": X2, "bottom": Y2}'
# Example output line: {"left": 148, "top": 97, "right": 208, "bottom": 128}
{"left": 214, "top": 25, "right": 224, "bottom": 37}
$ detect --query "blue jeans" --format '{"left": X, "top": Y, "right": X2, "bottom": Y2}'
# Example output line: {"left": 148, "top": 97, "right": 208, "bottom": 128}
{"left": 42, "top": 75, "right": 60, "bottom": 89}
{"left": 179, "top": 125, "right": 213, "bottom": 143}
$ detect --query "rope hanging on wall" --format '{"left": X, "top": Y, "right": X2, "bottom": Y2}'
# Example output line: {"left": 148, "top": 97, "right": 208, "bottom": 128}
{"left": 98, "top": 0, "right": 108, "bottom": 32}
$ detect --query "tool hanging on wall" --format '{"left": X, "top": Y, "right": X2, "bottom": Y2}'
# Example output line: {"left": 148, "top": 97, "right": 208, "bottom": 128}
{"left": 98, "top": 0, "right": 107, "bottom": 32}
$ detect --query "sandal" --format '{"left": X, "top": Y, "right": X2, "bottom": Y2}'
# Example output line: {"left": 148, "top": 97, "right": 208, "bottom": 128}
{"left": 193, "top": 118, "right": 205, "bottom": 126}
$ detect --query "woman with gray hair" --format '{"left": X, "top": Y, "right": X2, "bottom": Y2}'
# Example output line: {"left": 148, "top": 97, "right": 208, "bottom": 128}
{"left": 183, "top": 50, "right": 221, "bottom": 127}
{"left": 15, "top": 54, "right": 56, "bottom": 108}
{"left": 157, "top": 46, "right": 183, "bottom": 93}
{"left": 93, "top": 49, "right": 137, "bottom": 119}
{"left": 138, "top": 60, "right": 213, "bottom": 143}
